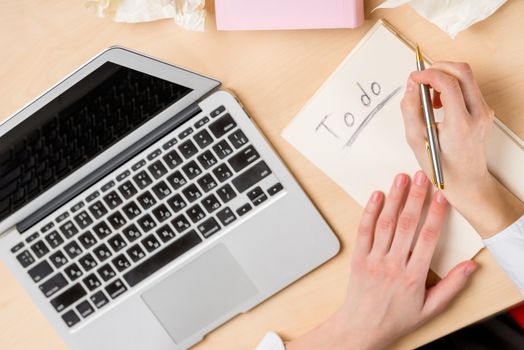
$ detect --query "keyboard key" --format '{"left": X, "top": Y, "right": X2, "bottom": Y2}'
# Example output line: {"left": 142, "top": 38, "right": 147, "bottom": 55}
{"left": 64, "top": 263, "right": 83, "bottom": 281}
{"left": 62, "top": 309, "right": 81, "bottom": 328}
{"left": 137, "top": 191, "right": 156, "bottom": 210}
{"left": 112, "top": 254, "right": 131, "bottom": 272}
{"left": 231, "top": 161, "right": 272, "bottom": 193}
{"left": 182, "top": 184, "right": 202, "bottom": 203}
{"left": 101, "top": 181, "right": 115, "bottom": 192}
{"left": 156, "top": 225, "right": 176, "bottom": 243}
{"left": 49, "top": 251, "right": 68, "bottom": 269}
{"left": 138, "top": 214, "right": 157, "bottom": 232}
{"left": 122, "top": 224, "right": 142, "bottom": 243}
{"left": 28, "top": 260, "right": 53, "bottom": 282}
{"left": 118, "top": 181, "right": 138, "bottom": 199}
{"left": 97, "top": 264, "right": 116, "bottom": 282}
{"left": 59, "top": 221, "right": 79, "bottom": 239}
{"left": 178, "top": 127, "right": 193, "bottom": 139}
{"left": 182, "top": 160, "right": 202, "bottom": 180}
{"left": 90, "top": 291, "right": 109, "bottom": 309}
{"left": 51, "top": 283, "right": 86, "bottom": 312}
{"left": 201, "top": 194, "right": 221, "bottom": 213}
{"left": 103, "top": 191, "right": 123, "bottom": 209}
{"left": 41, "top": 221, "right": 55, "bottom": 233}
{"left": 78, "top": 231, "right": 97, "bottom": 249}
{"left": 71, "top": 202, "right": 85, "bottom": 213}
{"left": 212, "top": 140, "right": 233, "bottom": 159}
{"left": 93, "top": 221, "right": 112, "bottom": 240}
{"left": 216, "top": 207, "right": 237, "bottom": 226}
{"left": 247, "top": 186, "right": 268, "bottom": 206}
{"left": 108, "top": 233, "right": 127, "bottom": 252}
{"left": 212, "top": 163, "right": 233, "bottom": 182}
{"left": 197, "top": 174, "right": 217, "bottom": 193}
{"left": 93, "top": 243, "right": 112, "bottom": 262}
{"left": 163, "top": 150, "right": 183, "bottom": 169}
{"left": 171, "top": 214, "right": 191, "bottom": 233}
{"left": 56, "top": 212, "right": 69, "bottom": 223}
{"left": 148, "top": 160, "right": 168, "bottom": 179}
{"left": 39, "top": 273, "right": 68, "bottom": 297}
{"left": 105, "top": 279, "right": 127, "bottom": 299}
{"left": 210, "top": 105, "right": 225, "bottom": 118}
{"left": 194, "top": 116, "right": 210, "bottom": 128}
{"left": 76, "top": 300, "right": 94, "bottom": 318}
{"left": 133, "top": 171, "right": 153, "bottom": 189}
{"left": 162, "top": 137, "right": 178, "bottom": 151}
{"left": 142, "top": 234, "right": 161, "bottom": 253}
{"left": 83, "top": 273, "right": 101, "bottom": 291}
{"left": 45, "top": 230, "right": 64, "bottom": 249}
{"left": 166, "top": 171, "right": 187, "bottom": 190}
{"left": 209, "top": 114, "right": 237, "bottom": 138}
{"left": 167, "top": 194, "right": 187, "bottom": 213}
{"left": 228, "top": 129, "right": 248, "bottom": 149}
{"left": 228, "top": 145, "right": 260, "bottom": 172}
{"left": 116, "top": 170, "right": 131, "bottom": 182}
{"left": 236, "top": 203, "right": 252, "bottom": 216}
{"left": 197, "top": 150, "right": 218, "bottom": 170}
{"left": 193, "top": 129, "right": 213, "bottom": 149}
{"left": 31, "top": 240, "right": 50, "bottom": 258}
{"left": 127, "top": 244, "right": 146, "bottom": 262}
{"left": 107, "top": 211, "right": 126, "bottom": 230}
{"left": 216, "top": 184, "right": 237, "bottom": 203}
{"left": 178, "top": 140, "right": 198, "bottom": 159}
{"left": 152, "top": 204, "right": 172, "bottom": 223}
{"left": 147, "top": 148, "right": 162, "bottom": 161}
{"left": 26, "top": 232, "right": 39, "bottom": 243}
{"left": 132, "top": 159, "right": 146, "bottom": 171}
{"left": 86, "top": 191, "right": 100, "bottom": 202}
{"left": 16, "top": 250, "right": 35, "bottom": 268}
{"left": 88, "top": 201, "right": 108, "bottom": 219}
{"left": 268, "top": 183, "right": 284, "bottom": 196}
{"left": 123, "top": 230, "right": 202, "bottom": 287}
{"left": 122, "top": 201, "right": 142, "bottom": 220}
{"left": 197, "top": 217, "right": 221, "bottom": 238}
{"left": 78, "top": 253, "right": 98, "bottom": 272}
{"left": 74, "top": 211, "right": 93, "bottom": 229}
{"left": 152, "top": 181, "right": 172, "bottom": 200}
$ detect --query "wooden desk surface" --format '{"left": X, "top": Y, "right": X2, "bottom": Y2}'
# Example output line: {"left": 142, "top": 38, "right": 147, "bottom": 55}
{"left": 1, "top": 1, "right": 523, "bottom": 349}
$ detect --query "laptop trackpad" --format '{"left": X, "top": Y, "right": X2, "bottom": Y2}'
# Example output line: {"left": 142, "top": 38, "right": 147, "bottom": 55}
{"left": 142, "top": 244, "right": 258, "bottom": 344}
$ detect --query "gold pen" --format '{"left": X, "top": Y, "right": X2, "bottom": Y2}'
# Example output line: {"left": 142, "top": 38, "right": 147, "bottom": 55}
{"left": 415, "top": 45, "right": 445, "bottom": 190}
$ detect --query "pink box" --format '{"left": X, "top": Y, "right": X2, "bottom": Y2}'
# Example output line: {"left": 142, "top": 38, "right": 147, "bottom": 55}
{"left": 215, "top": 0, "right": 364, "bottom": 31}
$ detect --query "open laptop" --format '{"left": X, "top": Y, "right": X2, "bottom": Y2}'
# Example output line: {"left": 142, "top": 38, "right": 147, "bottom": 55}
{"left": 0, "top": 47, "right": 339, "bottom": 350}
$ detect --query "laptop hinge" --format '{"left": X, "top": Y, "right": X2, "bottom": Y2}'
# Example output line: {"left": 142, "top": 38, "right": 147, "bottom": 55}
{"left": 17, "top": 103, "right": 203, "bottom": 233}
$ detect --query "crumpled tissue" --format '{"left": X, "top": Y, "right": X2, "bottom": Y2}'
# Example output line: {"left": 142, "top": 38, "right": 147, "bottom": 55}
{"left": 374, "top": 0, "right": 507, "bottom": 38}
{"left": 85, "top": 0, "right": 206, "bottom": 32}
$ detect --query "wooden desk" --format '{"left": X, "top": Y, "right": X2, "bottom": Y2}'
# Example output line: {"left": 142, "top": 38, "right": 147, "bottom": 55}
{"left": 1, "top": 1, "right": 523, "bottom": 349}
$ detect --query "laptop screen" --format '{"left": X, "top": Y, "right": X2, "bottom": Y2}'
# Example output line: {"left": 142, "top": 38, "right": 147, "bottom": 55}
{"left": 0, "top": 62, "right": 193, "bottom": 221}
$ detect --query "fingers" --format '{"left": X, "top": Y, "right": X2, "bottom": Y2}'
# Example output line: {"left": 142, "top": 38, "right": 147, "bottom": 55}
{"left": 401, "top": 78, "right": 426, "bottom": 152}
{"left": 389, "top": 171, "right": 429, "bottom": 259}
{"left": 409, "top": 69, "right": 469, "bottom": 126}
{"left": 354, "top": 191, "right": 384, "bottom": 258}
{"left": 371, "top": 174, "right": 409, "bottom": 255}
{"left": 421, "top": 260, "right": 478, "bottom": 320}
{"left": 430, "top": 62, "right": 487, "bottom": 116}
{"left": 408, "top": 190, "right": 449, "bottom": 272}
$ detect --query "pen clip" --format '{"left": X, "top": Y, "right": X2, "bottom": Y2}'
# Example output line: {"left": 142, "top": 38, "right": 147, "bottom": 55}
{"left": 425, "top": 139, "right": 437, "bottom": 186}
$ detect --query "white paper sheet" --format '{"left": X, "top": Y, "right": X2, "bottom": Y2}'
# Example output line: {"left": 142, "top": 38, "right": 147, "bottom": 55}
{"left": 374, "top": 0, "right": 507, "bottom": 38}
{"left": 282, "top": 21, "right": 485, "bottom": 277}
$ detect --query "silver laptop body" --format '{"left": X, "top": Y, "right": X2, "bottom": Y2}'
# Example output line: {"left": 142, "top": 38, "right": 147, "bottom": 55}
{"left": 0, "top": 47, "right": 339, "bottom": 350}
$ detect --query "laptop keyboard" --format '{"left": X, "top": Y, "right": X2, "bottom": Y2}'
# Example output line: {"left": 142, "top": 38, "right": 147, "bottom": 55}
{"left": 10, "top": 106, "right": 285, "bottom": 328}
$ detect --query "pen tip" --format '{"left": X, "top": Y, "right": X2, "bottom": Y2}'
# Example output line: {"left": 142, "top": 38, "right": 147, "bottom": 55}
{"left": 416, "top": 44, "right": 423, "bottom": 62}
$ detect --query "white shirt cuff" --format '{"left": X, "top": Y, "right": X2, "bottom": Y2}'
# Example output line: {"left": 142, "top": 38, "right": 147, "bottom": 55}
{"left": 484, "top": 215, "right": 524, "bottom": 294}
{"left": 255, "top": 331, "right": 285, "bottom": 350}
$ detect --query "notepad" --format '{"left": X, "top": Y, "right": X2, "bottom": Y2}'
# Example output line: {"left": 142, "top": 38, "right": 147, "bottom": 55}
{"left": 215, "top": 0, "right": 364, "bottom": 31}
{"left": 283, "top": 20, "right": 524, "bottom": 277}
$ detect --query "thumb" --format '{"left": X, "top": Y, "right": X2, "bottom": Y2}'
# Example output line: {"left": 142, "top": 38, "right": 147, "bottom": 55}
{"left": 421, "top": 260, "right": 477, "bottom": 320}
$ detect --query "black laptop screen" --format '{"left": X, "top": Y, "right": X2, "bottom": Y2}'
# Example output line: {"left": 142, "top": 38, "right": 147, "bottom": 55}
{"left": 0, "top": 62, "right": 192, "bottom": 221}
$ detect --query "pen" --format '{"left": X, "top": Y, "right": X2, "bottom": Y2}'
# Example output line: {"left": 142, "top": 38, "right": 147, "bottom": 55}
{"left": 415, "top": 45, "right": 445, "bottom": 190}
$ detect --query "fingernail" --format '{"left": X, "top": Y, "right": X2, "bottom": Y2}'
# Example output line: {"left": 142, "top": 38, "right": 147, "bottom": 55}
{"left": 464, "top": 263, "right": 477, "bottom": 276}
{"left": 406, "top": 78, "right": 415, "bottom": 92}
{"left": 415, "top": 171, "right": 427, "bottom": 186}
{"left": 395, "top": 174, "right": 407, "bottom": 188}
{"left": 371, "top": 191, "right": 382, "bottom": 203}
{"left": 436, "top": 190, "right": 447, "bottom": 204}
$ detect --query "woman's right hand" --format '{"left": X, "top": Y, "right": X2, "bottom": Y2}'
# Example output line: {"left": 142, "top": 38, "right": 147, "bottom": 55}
{"left": 401, "top": 61, "right": 524, "bottom": 238}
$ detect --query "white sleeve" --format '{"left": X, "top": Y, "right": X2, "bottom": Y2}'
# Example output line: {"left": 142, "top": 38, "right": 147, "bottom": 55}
{"left": 255, "top": 332, "right": 286, "bottom": 350}
{"left": 484, "top": 215, "right": 524, "bottom": 294}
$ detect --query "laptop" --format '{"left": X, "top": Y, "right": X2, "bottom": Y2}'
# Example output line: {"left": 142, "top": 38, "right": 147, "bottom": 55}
{"left": 0, "top": 47, "right": 340, "bottom": 350}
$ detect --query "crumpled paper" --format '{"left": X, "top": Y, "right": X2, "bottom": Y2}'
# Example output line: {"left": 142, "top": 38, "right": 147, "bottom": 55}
{"left": 85, "top": 0, "right": 205, "bottom": 32}
{"left": 374, "top": 0, "right": 507, "bottom": 38}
